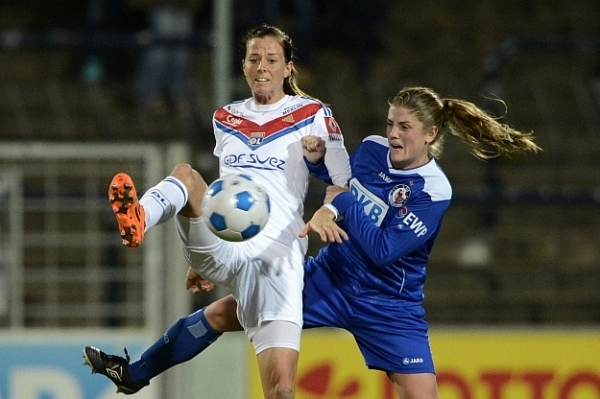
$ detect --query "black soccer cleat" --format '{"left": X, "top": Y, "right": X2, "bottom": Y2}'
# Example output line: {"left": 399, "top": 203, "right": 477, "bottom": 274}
{"left": 83, "top": 346, "right": 149, "bottom": 395}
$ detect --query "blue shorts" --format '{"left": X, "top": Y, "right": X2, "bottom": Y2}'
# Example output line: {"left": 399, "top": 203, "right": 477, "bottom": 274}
{"left": 302, "top": 257, "right": 435, "bottom": 374}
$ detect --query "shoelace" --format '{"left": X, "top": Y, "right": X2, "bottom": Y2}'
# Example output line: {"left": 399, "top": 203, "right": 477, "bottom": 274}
{"left": 122, "top": 347, "right": 131, "bottom": 363}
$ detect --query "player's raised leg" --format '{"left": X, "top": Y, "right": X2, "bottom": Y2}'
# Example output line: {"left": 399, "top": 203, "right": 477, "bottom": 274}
{"left": 83, "top": 297, "right": 240, "bottom": 394}
{"left": 109, "top": 173, "right": 146, "bottom": 247}
{"left": 108, "top": 166, "right": 192, "bottom": 247}
{"left": 83, "top": 346, "right": 148, "bottom": 395}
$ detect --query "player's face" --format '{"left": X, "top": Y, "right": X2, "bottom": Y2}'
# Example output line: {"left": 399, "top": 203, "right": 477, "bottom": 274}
{"left": 386, "top": 105, "right": 437, "bottom": 169}
{"left": 243, "top": 36, "right": 292, "bottom": 104}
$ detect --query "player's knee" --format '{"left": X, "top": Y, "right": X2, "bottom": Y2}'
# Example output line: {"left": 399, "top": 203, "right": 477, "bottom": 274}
{"left": 388, "top": 372, "right": 440, "bottom": 399}
{"left": 171, "top": 163, "right": 194, "bottom": 180}
{"left": 171, "top": 163, "right": 206, "bottom": 188}
{"left": 257, "top": 358, "right": 299, "bottom": 398}
{"left": 264, "top": 365, "right": 297, "bottom": 399}
{"left": 269, "top": 382, "right": 295, "bottom": 399}
{"left": 205, "top": 297, "right": 240, "bottom": 333}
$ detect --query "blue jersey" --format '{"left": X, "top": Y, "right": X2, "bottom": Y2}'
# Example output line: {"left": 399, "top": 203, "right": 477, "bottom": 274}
{"left": 307, "top": 135, "right": 452, "bottom": 305}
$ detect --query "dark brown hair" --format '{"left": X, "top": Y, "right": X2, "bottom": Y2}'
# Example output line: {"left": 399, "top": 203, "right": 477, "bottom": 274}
{"left": 241, "top": 24, "right": 312, "bottom": 98}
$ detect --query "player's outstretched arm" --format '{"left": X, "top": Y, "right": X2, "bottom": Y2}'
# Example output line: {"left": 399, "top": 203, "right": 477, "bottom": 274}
{"left": 299, "top": 204, "right": 348, "bottom": 243}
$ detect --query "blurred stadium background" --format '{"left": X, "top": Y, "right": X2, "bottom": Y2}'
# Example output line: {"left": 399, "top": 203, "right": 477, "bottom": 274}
{"left": 0, "top": 1, "right": 599, "bottom": 398}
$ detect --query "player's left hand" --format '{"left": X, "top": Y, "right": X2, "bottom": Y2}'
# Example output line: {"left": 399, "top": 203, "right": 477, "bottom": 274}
{"left": 185, "top": 266, "right": 215, "bottom": 293}
{"left": 299, "top": 206, "right": 348, "bottom": 243}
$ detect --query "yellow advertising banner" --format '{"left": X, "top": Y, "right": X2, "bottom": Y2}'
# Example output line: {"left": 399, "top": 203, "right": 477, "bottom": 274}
{"left": 248, "top": 328, "right": 600, "bottom": 399}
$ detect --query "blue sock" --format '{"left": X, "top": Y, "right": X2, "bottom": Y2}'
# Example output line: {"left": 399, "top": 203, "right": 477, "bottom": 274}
{"left": 128, "top": 307, "right": 221, "bottom": 384}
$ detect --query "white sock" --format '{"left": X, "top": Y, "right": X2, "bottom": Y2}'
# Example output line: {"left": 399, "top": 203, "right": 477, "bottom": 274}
{"left": 140, "top": 176, "right": 189, "bottom": 230}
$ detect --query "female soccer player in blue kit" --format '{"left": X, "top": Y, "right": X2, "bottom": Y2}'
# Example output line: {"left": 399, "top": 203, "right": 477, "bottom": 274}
{"left": 296, "top": 86, "right": 540, "bottom": 398}
{"left": 84, "top": 86, "right": 540, "bottom": 399}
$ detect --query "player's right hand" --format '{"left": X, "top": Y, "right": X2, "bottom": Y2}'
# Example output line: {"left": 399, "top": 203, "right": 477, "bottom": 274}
{"left": 302, "top": 135, "right": 326, "bottom": 164}
{"left": 185, "top": 266, "right": 215, "bottom": 293}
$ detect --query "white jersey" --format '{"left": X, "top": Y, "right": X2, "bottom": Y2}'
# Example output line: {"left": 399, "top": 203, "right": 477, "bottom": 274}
{"left": 176, "top": 95, "right": 350, "bottom": 348}
{"left": 213, "top": 94, "right": 350, "bottom": 242}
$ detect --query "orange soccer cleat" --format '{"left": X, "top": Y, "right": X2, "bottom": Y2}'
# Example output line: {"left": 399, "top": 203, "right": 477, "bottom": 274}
{"left": 108, "top": 173, "right": 146, "bottom": 248}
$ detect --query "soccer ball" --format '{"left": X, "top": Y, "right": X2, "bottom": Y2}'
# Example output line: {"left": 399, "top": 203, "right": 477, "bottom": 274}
{"left": 201, "top": 174, "right": 271, "bottom": 242}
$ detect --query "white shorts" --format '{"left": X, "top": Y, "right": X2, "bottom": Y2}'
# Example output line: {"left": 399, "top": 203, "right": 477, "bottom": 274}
{"left": 252, "top": 320, "right": 302, "bottom": 354}
{"left": 175, "top": 215, "right": 306, "bottom": 348}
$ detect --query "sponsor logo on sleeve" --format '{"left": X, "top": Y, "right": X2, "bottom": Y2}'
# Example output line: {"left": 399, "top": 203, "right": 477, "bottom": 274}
{"left": 349, "top": 178, "right": 389, "bottom": 227}
{"left": 324, "top": 116, "right": 342, "bottom": 141}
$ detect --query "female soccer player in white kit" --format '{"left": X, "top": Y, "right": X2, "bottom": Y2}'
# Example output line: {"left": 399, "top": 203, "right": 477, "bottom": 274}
{"left": 83, "top": 24, "right": 350, "bottom": 399}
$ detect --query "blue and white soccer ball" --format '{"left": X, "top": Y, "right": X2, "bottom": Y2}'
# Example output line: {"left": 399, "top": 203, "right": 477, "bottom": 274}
{"left": 201, "top": 174, "right": 271, "bottom": 242}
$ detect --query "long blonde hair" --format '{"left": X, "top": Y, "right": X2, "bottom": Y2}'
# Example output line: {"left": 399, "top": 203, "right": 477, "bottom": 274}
{"left": 389, "top": 86, "right": 541, "bottom": 159}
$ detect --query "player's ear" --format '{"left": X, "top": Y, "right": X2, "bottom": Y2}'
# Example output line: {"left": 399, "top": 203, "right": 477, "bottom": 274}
{"left": 426, "top": 126, "right": 438, "bottom": 144}
{"left": 283, "top": 61, "right": 293, "bottom": 78}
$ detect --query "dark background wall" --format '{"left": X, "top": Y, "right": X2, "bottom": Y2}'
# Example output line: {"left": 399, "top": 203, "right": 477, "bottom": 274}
{"left": 1, "top": 0, "right": 599, "bottom": 326}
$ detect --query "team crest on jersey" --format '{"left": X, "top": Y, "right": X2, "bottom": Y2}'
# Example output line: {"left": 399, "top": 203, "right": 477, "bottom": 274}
{"left": 249, "top": 132, "right": 265, "bottom": 146}
{"left": 282, "top": 114, "right": 295, "bottom": 123}
{"left": 389, "top": 184, "right": 411, "bottom": 207}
